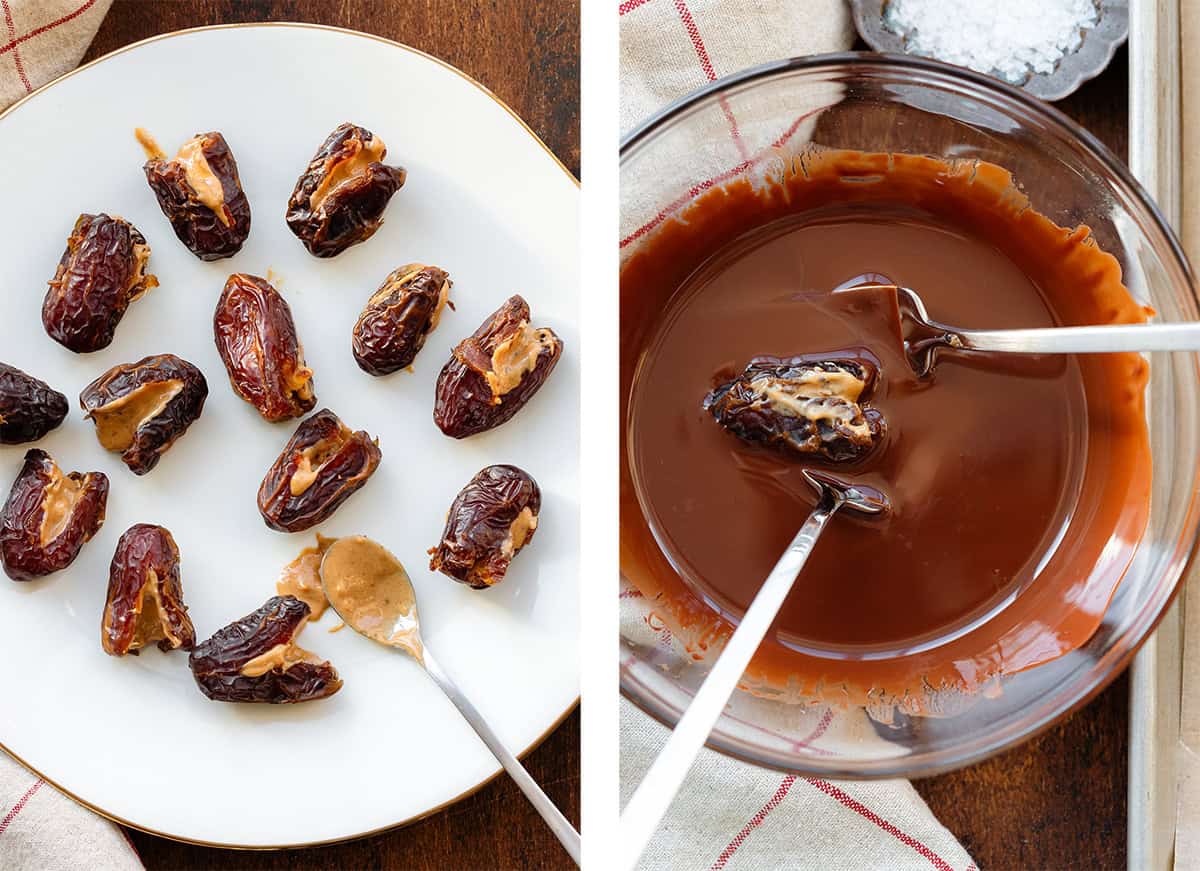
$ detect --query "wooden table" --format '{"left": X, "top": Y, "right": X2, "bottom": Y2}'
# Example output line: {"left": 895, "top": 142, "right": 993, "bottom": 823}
{"left": 915, "top": 49, "right": 1131, "bottom": 871}
{"left": 82, "top": 3, "right": 579, "bottom": 869}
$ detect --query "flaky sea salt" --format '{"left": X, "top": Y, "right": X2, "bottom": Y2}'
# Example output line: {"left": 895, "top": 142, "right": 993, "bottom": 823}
{"left": 883, "top": 0, "right": 1099, "bottom": 84}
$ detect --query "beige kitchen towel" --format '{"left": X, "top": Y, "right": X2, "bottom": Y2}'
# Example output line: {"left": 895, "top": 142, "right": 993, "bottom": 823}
{"left": 621, "top": 582, "right": 977, "bottom": 870}
{"left": 619, "top": 0, "right": 854, "bottom": 135}
{"left": 0, "top": 0, "right": 112, "bottom": 110}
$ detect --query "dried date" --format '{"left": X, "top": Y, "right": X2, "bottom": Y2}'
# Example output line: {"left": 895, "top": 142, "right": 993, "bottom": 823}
{"left": 138, "top": 128, "right": 251, "bottom": 261}
{"left": 257, "top": 409, "right": 381, "bottom": 533}
{"left": 285, "top": 122, "right": 406, "bottom": 258}
{"left": 189, "top": 595, "right": 342, "bottom": 703}
{"left": 80, "top": 354, "right": 208, "bottom": 475}
{"left": 0, "top": 449, "right": 108, "bottom": 582}
{"left": 429, "top": 464, "right": 540, "bottom": 589}
{"left": 42, "top": 213, "right": 158, "bottom": 353}
{"left": 0, "top": 363, "right": 68, "bottom": 444}
{"left": 702, "top": 357, "right": 886, "bottom": 462}
{"left": 433, "top": 296, "right": 562, "bottom": 438}
{"left": 352, "top": 264, "right": 453, "bottom": 375}
{"left": 214, "top": 273, "right": 316, "bottom": 421}
{"left": 102, "top": 524, "right": 195, "bottom": 656}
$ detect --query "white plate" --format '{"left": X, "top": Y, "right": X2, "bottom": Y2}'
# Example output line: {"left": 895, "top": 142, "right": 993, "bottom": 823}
{"left": 0, "top": 23, "right": 578, "bottom": 848}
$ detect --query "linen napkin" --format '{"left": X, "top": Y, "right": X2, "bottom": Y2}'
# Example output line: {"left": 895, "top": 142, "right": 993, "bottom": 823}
{"left": 619, "top": 2, "right": 975, "bottom": 867}
{"left": 1, "top": 6, "right": 139, "bottom": 870}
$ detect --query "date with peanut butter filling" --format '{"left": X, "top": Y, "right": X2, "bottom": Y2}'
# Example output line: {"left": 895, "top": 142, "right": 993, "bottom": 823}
{"left": 137, "top": 128, "right": 251, "bottom": 261}
{"left": 42, "top": 213, "right": 158, "bottom": 354}
{"left": 703, "top": 357, "right": 885, "bottom": 462}
{"left": 0, "top": 449, "right": 108, "bottom": 582}
{"left": 429, "top": 464, "right": 541, "bottom": 589}
{"left": 188, "top": 596, "right": 342, "bottom": 704}
{"left": 214, "top": 274, "right": 316, "bottom": 422}
{"left": 257, "top": 409, "right": 382, "bottom": 533}
{"left": 353, "top": 264, "right": 453, "bottom": 375}
{"left": 433, "top": 295, "right": 563, "bottom": 438}
{"left": 285, "top": 122, "right": 407, "bottom": 258}
{"left": 102, "top": 524, "right": 195, "bottom": 656}
{"left": 80, "top": 354, "right": 208, "bottom": 475}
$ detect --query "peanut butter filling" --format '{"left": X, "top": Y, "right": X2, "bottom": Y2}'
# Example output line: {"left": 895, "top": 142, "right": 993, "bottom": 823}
{"left": 135, "top": 128, "right": 228, "bottom": 226}
{"left": 240, "top": 639, "right": 322, "bottom": 677}
{"left": 485, "top": 322, "right": 556, "bottom": 402}
{"left": 751, "top": 374, "right": 872, "bottom": 438}
{"left": 276, "top": 535, "right": 336, "bottom": 619}
{"left": 130, "top": 569, "right": 179, "bottom": 650}
{"left": 87, "top": 379, "right": 183, "bottom": 452}
{"left": 39, "top": 468, "right": 84, "bottom": 547}
{"left": 320, "top": 535, "right": 422, "bottom": 661}
{"left": 289, "top": 433, "right": 346, "bottom": 497}
{"left": 501, "top": 507, "right": 538, "bottom": 559}
{"left": 309, "top": 136, "right": 386, "bottom": 213}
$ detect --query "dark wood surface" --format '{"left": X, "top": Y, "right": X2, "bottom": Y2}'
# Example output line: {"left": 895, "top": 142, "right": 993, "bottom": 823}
{"left": 82, "top": 3, "right": 579, "bottom": 870}
{"left": 914, "top": 48, "right": 1131, "bottom": 871}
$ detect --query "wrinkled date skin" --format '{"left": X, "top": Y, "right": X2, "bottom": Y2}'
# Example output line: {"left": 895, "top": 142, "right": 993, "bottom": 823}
{"left": 429, "top": 464, "right": 541, "bottom": 589}
{"left": 214, "top": 274, "right": 316, "bottom": 422}
{"left": 0, "top": 363, "right": 68, "bottom": 445}
{"left": 189, "top": 595, "right": 342, "bottom": 703}
{"left": 0, "top": 449, "right": 108, "bottom": 581}
{"left": 257, "top": 409, "right": 381, "bottom": 533}
{"left": 42, "top": 213, "right": 159, "bottom": 353}
{"left": 703, "top": 357, "right": 886, "bottom": 462}
{"left": 352, "top": 264, "right": 453, "bottom": 375}
{"left": 80, "top": 354, "right": 208, "bottom": 475}
{"left": 285, "top": 123, "right": 407, "bottom": 258}
{"left": 102, "top": 524, "right": 196, "bottom": 656}
{"left": 140, "top": 129, "right": 251, "bottom": 261}
{"left": 433, "top": 295, "right": 563, "bottom": 438}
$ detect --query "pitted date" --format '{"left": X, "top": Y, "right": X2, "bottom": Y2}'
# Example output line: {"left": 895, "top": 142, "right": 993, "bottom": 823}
{"left": 257, "top": 409, "right": 381, "bottom": 533}
{"left": 0, "top": 449, "right": 108, "bottom": 582}
{"left": 429, "top": 464, "right": 540, "bottom": 589}
{"left": 214, "top": 273, "right": 316, "bottom": 421}
{"left": 138, "top": 128, "right": 251, "bottom": 261}
{"left": 0, "top": 363, "right": 68, "bottom": 444}
{"left": 42, "top": 213, "right": 158, "bottom": 353}
{"left": 285, "top": 122, "right": 406, "bottom": 258}
{"left": 702, "top": 357, "right": 886, "bottom": 462}
{"left": 80, "top": 354, "right": 208, "bottom": 475}
{"left": 352, "top": 264, "right": 453, "bottom": 375}
{"left": 102, "top": 524, "right": 195, "bottom": 656}
{"left": 433, "top": 295, "right": 562, "bottom": 438}
{"left": 189, "top": 595, "right": 342, "bottom": 703}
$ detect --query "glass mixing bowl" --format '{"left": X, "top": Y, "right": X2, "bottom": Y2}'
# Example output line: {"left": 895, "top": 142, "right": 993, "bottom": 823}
{"left": 619, "top": 53, "right": 1200, "bottom": 778}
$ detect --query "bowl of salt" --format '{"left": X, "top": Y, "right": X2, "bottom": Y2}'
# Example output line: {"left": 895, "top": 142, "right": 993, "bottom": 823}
{"left": 850, "top": 0, "right": 1127, "bottom": 101}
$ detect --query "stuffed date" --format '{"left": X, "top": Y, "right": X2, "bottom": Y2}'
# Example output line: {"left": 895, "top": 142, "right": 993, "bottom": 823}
{"left": 285, "top": 122, "right": 406, "bottom": 258}
{"left": 0, "top": 363, "right": 68, "bottom": 444}
{"left": 102, "top": 524, "right": 195, "bottom": 656}
{"left": 214, "top": 273, "right": 316, "bottom": 422}
{"left": 42, "top": 213, "right": 158, "bottom": 353}
{"left": 352, "top": 264, "right": 452, "bottom": 375}
{"left": 429, "top": 464, "right": 540, "bottom": 589}
{"left": 703, "top": 357, "right": 885, "bottom": 462}
{"left": 433, "top": 295, "right": 562, "bottom": 438}
{"left": 80, "top": 354, "right": 208, "bottom": 475}
{"left": 188, "top": 595, "right": 342, "bottom": 703}
{"left": 0, "top": 449, "right": 108, "bottom": 582}
{"left": 257, "top": 409, "right": 381, "bottom": 533}
{"left": 137, "top": 128, "right": 251, "bottom": 261}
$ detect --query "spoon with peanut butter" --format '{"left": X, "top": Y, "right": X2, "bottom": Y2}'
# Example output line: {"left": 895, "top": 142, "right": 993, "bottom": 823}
{"left": 320, "top": 535, "right": 580, "bottom": 865}
{"left": 620, "top": 472, "right": 889, "bottom": 870}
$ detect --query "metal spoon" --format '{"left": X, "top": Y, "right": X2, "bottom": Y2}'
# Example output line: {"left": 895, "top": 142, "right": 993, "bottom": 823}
{"left": 619, "top": 471, "right": 890, "bottom": 870}
{"left": 856, "top": 282, "right": 1200, "bottom": 377}
{"left": 320, "top": 535, "right": 581, "bottom": 866}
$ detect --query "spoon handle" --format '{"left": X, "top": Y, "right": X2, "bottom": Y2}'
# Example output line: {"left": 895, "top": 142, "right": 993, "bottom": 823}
{"left": 618, "top": 499, "right": 840, "bottom": 870}
{"left": 953, "top": 321, "right": 1200, "bottom": 354}
{"left": 422, "top": 647, "right": 582, "bottom": 865}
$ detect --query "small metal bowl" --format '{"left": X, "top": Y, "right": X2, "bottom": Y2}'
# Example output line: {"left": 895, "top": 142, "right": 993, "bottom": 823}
{"left": 849, "top": 0, "right": 1128, "bottom": 101}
